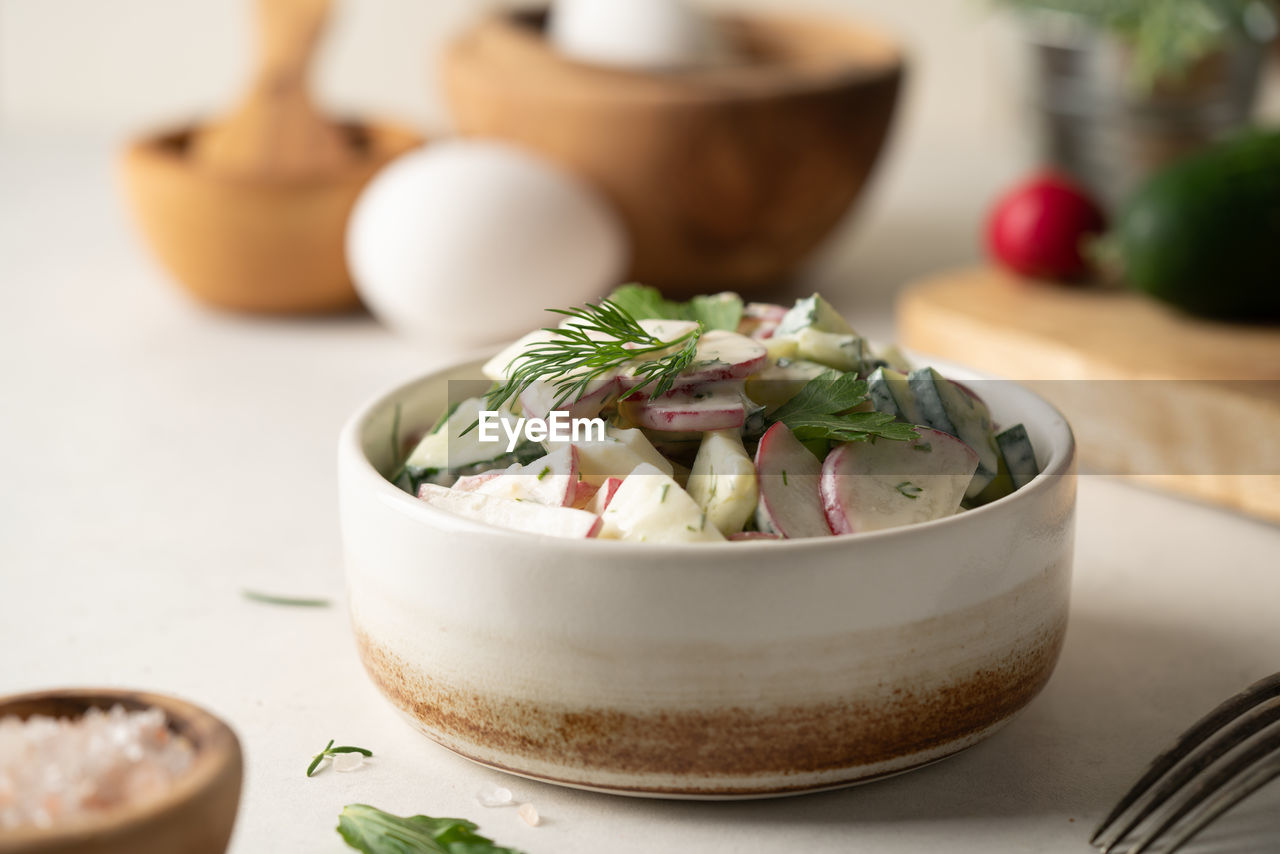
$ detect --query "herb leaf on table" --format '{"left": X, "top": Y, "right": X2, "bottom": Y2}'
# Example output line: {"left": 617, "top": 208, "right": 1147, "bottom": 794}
{"left": 242, "top": 590, "right": 331, "bottom": 608}
{"left": 337, "top": 804, "right": 526, "bottom": 854}
{"left": 769, "top": 370, "right": 919, "bottom": 444}
{"left": 307, "top": 740, "right": 374, "bottom": 777}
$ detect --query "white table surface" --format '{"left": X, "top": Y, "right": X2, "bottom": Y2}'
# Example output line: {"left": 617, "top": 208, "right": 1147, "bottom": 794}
{"left": 3, "top": 129, "right": 1279, "bottom": 854}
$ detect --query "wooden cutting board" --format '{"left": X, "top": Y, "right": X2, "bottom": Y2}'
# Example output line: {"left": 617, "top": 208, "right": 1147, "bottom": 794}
{"left": 898, "top": 267, "right": 1280, "bottom": 523}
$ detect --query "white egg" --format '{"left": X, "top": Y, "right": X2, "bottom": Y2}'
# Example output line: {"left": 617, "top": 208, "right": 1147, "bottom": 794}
{"left": 347, "top": 140, "right": 627, "bottom": 349}
{"left": 547, "top": 0, "right": 731, "bottom": 70}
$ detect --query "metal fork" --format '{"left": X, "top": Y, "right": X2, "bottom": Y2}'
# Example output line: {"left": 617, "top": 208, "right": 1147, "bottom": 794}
{"left": 1091, "top": 672, "right": 1280, "bottom": 854}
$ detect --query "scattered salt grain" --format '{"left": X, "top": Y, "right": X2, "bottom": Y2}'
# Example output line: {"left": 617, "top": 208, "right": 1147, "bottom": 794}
{"left": 332, "top": 752, "right": 365, "bottom": 773}
{"left": 0, "top": 705, "right": 194, "bottom": 831}
{"left": 475, "top": 784, "right": 514, "bottom": 807}
{"left": 517, "top": 802, "right": 541, "bottom": 827}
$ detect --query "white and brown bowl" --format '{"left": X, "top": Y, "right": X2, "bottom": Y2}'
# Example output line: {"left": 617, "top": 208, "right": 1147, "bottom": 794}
{"left": 338, "top": 358, "right": 1076, "bottom": 797}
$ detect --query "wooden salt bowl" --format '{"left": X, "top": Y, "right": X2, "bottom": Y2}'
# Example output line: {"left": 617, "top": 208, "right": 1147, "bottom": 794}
{"left": 0, "top": 689, "right": 242, "bottom": 854}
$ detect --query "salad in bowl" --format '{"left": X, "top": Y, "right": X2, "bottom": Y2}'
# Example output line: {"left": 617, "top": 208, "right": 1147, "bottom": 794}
{"left": 388, "top": 286, "right": 1040, "bottom": 543}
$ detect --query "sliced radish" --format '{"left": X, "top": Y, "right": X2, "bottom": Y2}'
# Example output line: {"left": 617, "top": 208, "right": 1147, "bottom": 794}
{"left": 618, "top": 329, "right": 766, "bottom": 393}
{"left": 545, "top": 426, "right": 673, "bottom": 486}
{"left": 518, "top": 374, "right": 618, "bottom": 422}
{"left": 621, "top": 387, "right": 746, "bottom": 433}
{"left": 820, "top": 428, "right": 978, "bottom": 535}
{"left": 452, "top": 471, "right": 501, "bottom": 492}
{"left": 585, "top": 476, "right": 624, "bottom": 514}
{"left": 597, "top": 463, "right": 724, "bottom": 543}
{"left": 481, "top": 329, "right": 556, "bottom": 381}
{"left": 753, "top": 423, "right": 831, "bottom": 539}
{"left": 470, "top": 446, "right": 580, "bottom": 507}
{"left": 417, "top": 484, "right": 601, "bottom": 538}
{"left": 569, "top": 480, "right": 598, "bottom": 510}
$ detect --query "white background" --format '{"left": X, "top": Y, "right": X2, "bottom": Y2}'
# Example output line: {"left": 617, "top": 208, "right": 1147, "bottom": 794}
{"left": 3, "top": 2, "right": 1280, "bottom": 853}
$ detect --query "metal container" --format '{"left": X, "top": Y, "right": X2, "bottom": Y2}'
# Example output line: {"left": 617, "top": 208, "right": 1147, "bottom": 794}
{"left": 1022, "top": 11, "right": 1271, "bottom": 208}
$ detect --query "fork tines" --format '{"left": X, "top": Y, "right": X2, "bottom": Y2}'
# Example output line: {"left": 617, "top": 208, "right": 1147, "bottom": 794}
{"left": 1091, "top": 671, "right": 1280, "bottom": 854}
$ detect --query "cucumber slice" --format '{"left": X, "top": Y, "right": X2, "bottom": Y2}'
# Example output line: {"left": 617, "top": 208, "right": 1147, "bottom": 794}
{"left": 775, "top": 294, "right": 854, "bottom": 338}
{"left": 996, "top": 424, "right": 1039, "bottom": 489}
{"left": 395, "top": 397, "right": 540, "bottom": 492}
{"left": 907, "top": 367, "right": 1000, "bottom": 497}
{"left": 867, "top": 367, "right": 923, "bottom": 425}
{"left": 793, "top": 328, "right": 865, "bottom": 372}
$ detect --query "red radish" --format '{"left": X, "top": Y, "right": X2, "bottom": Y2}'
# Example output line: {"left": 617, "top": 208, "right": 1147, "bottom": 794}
{"left": 520, "top": 375, "right": 618, "bottom": 421}
{"left": 452, "top": 471, "right": 501, "bottom": 492}
{"left": 986, "top": 171, "right": 1106, "bottom": 280}
{"left": 729, "top": 531, "right": 781, "bottom": 541}
{"left": 586, "top": 476, "right": 624, "bottom": 514}
{"left": 570, "top": 480, "right": 598, "bottom": 510}
{"left": 417, "top": 484, "right": 602, "bottom": 538}
{"left": 617, "top": 330, "right": 766, "bottom": 393}
{"left": 622, "top": 388, "right": 746, "bottom": 432}
{"left": 820, "top": 429, "right": 978, "bottom": 535}
{"left": 470, "top": 446, "right": 580, "bottom": 507}
{"left": 753, "top": 423, "right": 831, "bottom": 539}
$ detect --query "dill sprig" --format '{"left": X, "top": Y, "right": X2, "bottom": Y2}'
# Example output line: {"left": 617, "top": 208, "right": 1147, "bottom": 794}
{"left": 485, "top": 300, "right": 703, "bottom": 413}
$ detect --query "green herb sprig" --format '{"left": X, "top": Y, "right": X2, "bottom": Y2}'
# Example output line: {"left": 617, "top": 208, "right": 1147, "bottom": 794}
{"left": 993, "top": 0, "right": 1275, "bottom": 90}
{"left": 242, "top": 590, "right": 331, "bottom": 608}
{"left": 483, "top": 299, "right": 702, "bottom": 416}
{"left": 769, "top": 370, "right": 919, "bottom": 444}
{"left": 308, "top": 740, "right": 374, "bottom": 777}
{"left": 337, "top": 804, "right": 525, "bottom": 854}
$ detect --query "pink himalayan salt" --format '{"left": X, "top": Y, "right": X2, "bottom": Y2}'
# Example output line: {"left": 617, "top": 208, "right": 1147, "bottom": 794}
{"left": 0, "top": 704, "right": 194, "bottom": 830}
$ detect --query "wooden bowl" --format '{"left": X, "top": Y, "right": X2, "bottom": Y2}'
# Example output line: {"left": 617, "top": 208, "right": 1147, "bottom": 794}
{"left": 443, "top": 9, "right": 904, "bottom": 296}
{"left": 122, "top": 122, "right": 421, "bottom": 314}
{"left": 0, "top": 689, "right": 242, "bottom": 854}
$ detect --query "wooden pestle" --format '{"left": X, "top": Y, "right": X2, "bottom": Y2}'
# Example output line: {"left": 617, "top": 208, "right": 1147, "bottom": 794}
{"left": 193, "top": 0, "right": 352, "bottom": 178}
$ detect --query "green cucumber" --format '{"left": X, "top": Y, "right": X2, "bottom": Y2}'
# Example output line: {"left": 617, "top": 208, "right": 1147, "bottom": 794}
{"left": 395, "top": 397, "right": 540, "bottom": 493}
{"left": 907, "top": 367, "right": 1000, "bottom": 497}
{"left": 1116, "top": 130, "right": 1280, "bottom": 320}
{"left": 996, "top": 424, "right": 1039, "bottom": 490}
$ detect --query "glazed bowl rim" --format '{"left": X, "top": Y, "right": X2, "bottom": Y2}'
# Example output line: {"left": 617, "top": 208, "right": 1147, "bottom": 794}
{"left": 338, "top": 353, "right": 1076, "bottom": 558}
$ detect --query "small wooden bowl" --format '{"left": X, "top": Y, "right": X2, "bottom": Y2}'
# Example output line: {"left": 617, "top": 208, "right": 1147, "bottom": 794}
{"left": 122, "top": 122, "right": 421, "bottom": 314}
{"left": 0, "top": 689, "right": 242, "bottom": 854}
{"left": 443, "top": 9, "right": 904, "bottom": 296}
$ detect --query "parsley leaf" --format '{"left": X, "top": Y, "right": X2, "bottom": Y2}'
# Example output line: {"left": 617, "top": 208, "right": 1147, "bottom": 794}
{"left": 337, "top": 805, "right": 526, "bottom": 854}
{"left": 607, "top": 284, "right": 743, "bottom": 331}
{"left": 769, "top": 370, "right": 919, "bottom": 444}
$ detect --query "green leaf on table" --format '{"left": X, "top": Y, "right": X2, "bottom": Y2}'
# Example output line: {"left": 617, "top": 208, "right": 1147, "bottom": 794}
{"left": 242, "top": 589, "right": 331, "bottom": 608}
{"left": 607, "top": 284, "right": 743, "bottom": 331}
{"left": 337, "top": 804, "right": 526, "bottom": 854}
{"left": 769, "top": 369, "right": 919, "bottom": 444}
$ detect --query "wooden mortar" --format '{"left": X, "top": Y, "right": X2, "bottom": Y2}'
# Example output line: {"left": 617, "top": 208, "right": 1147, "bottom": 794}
{"left": 122, "top": 0, "right": 421, "bottom": 313}
{"left": 443, "top": 8, "right": 904, "bottom": 296}
{"left": 0, "top": 689, "right": 242, "bottom": 854}
{"left": 122, "top": 121, "right": 419, "bottom": 313}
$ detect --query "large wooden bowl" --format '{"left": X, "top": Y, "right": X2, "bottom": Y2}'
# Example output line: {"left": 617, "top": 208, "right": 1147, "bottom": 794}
{"left": 0, "top": 689, "right": 242, "bottom": 854}
{"left": 122, "top": 122, "right": 420, "bottom": 314}
{"left": 443, "top": 9, "right": 904, "bottom": 296}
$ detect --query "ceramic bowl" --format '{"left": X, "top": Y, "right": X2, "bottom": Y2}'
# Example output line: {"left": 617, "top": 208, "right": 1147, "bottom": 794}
{"left": 122, "top": 121, "right": 421, "bottom": 314}
{"left": 338, "top": 359, "right": 1076, "bottom": 797}
{"left": 443, "top": 9, "right": 903, "bottom": 295}
{"left": 0, "top": 689, "right": 242, "bottom": 854}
